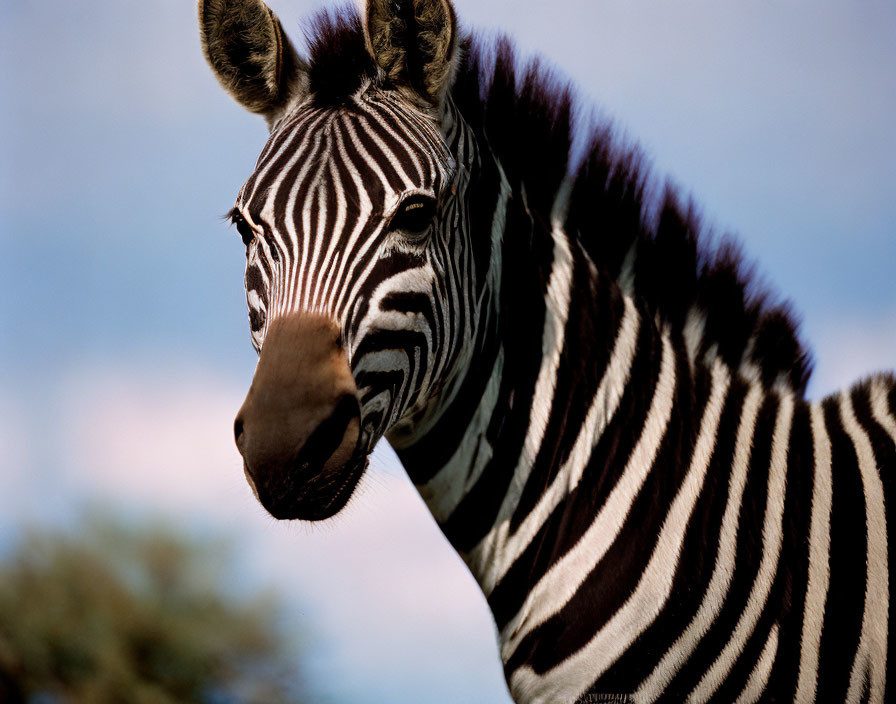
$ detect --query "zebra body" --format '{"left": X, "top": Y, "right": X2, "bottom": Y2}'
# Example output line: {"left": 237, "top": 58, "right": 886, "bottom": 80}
{"left": 407, "top": 227, "right": 894, "bottom": 703}
{"left": 198, "top": 0, "right": 895, "bottom": 701}
{"left": 396, "top": 171, "right": 895, "bottom": 702}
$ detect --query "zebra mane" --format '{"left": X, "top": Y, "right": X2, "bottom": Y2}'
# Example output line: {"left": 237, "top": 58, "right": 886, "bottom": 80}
{"left": 302, "top": 6, "right": 814, "bottom": 393}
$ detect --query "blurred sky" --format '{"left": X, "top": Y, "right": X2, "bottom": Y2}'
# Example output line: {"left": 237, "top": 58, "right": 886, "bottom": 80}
{"left": 1, "top": 1, "right": 894, "bottom": 702}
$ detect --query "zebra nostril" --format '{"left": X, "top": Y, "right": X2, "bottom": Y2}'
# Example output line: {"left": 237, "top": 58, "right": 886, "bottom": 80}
{"left": 293, "top": 395, "right": 361, "bottom": 471}
{"left": 234, "top": 417, "right": 245, "bottom": 446}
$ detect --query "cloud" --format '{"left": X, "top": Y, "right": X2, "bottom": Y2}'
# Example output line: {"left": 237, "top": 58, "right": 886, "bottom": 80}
{"left": 4, "top": 359, "right": 511, "bottom": 704}
{"left": 0, "top": 398, "right": 34, "bottom": 528}
{"left": 56, "top": 363, "right": 251, "bottom": 516}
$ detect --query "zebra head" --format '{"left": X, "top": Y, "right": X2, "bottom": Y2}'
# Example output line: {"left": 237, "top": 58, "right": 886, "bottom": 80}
{"left": 200, "top": 0, "right": 486, "bottom": 520}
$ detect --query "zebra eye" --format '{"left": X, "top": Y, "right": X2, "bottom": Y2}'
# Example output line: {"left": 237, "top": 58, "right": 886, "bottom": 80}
{"left": 231, "top": 211, "right": 255, "bottom": 247}
{"left": 390, "top": 195, "right": 437, "bottom": 238}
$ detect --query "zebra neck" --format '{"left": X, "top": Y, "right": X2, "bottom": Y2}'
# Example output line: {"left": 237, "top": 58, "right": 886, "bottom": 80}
{"left": 463, "top": 268, "right": 685, "bottom": 592}
{"left": 395, "top": 170, "right": 700, "bottom": 575}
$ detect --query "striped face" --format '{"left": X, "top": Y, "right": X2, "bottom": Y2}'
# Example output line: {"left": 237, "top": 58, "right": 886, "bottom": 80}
{"left": 231, "top": 91, "right": 477, "bottom": 519}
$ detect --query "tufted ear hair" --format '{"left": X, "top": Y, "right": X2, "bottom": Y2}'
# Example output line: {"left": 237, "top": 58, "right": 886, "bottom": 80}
{"left": 199, "top": 0, "right": 307, "bottom": 127}
{"left": 363, "top": 0, "right": 459, "bottom": 107}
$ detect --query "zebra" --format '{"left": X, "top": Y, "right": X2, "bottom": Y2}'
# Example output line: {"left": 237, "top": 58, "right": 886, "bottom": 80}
{"left": 198, "top": 0, "right": 895, "bottom": 701}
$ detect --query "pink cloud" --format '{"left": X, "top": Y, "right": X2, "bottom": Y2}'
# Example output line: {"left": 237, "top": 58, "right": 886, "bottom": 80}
{"left": 44, "top": 360, "right": 509, "bottom": 701}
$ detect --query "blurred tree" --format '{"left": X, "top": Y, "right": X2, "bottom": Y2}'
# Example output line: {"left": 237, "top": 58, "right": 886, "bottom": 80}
{"left": 0, "top": 519, "right": 306, "bottom": 704}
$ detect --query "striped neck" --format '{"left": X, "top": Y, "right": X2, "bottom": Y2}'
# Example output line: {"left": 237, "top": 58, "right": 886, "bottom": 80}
{"left": 387, "top": 115, "right": 894, "bottom": 703}
{"left": 393, "top": 150, "right": 699, "bottom": 580}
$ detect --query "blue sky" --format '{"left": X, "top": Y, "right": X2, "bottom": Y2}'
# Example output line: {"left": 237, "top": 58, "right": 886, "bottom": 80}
{"left": 1, "top": 1, "right": 895, "bottom": 702}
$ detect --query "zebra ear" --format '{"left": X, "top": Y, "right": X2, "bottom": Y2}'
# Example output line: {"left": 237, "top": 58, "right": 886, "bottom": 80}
{"left": 199, "top": 0, "right": 307, "bottom": 126}
{"left": 363, "top": 0, "right": 459, "bottom": 107}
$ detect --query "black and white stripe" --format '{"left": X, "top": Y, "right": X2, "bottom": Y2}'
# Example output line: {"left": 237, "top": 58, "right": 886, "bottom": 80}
{"left": 211, "top": 4, "right": 894, "bottom": 702}
{"left": 231, "top": 91, "right": 486, "bottom": 448}
{"left": 403, "top": 195, "right": 894, "bottom": 701}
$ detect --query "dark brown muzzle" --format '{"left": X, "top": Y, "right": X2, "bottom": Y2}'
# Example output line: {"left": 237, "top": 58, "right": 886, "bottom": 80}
{"left": 234, "top": 313, "right": 364, "bottom": 520}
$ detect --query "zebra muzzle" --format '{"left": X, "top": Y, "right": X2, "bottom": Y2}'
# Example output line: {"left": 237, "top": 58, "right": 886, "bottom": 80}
{"left": 234, "top": 313, "right": 366, "bottom": 521}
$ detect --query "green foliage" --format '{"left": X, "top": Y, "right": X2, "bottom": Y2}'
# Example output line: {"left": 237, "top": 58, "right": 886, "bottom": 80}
{"left": 0, "top": 520, "right": 304, "bottom": 704}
